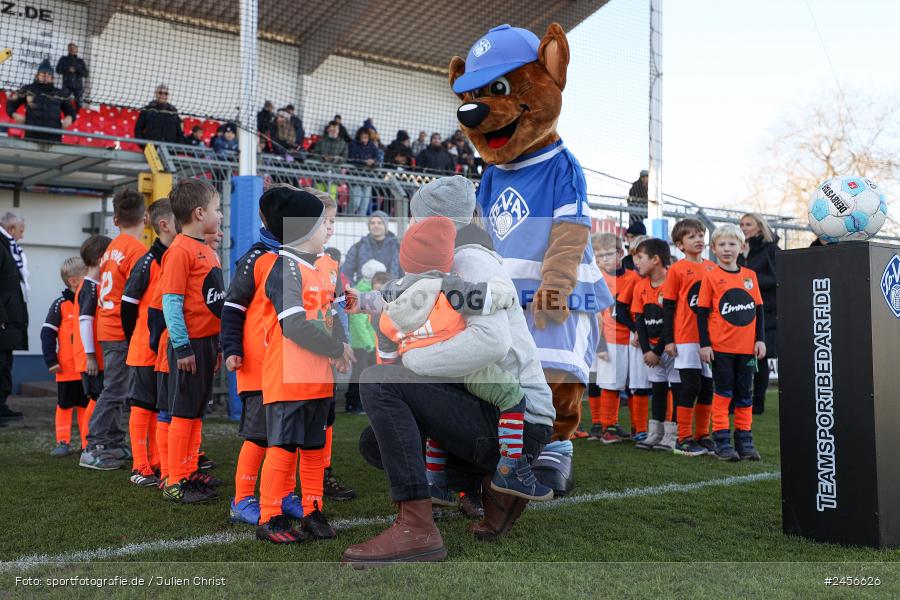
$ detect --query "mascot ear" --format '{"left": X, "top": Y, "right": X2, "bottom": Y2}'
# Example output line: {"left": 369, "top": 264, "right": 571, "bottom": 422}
{"left": 448, "top": 56, "right": 467, "bottom": 99}
{"left": 538, "top": 23, "right": 570, "bottom": 91}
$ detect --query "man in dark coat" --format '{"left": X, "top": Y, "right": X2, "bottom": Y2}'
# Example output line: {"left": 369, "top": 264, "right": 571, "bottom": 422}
{"left": 415, "top": 132, "right": 456, "bottom": 173}
{"left": 384, "top": 130, "right": 414, "bottom": 166}
{"left": 627, "top": 169, "right": 649, "bottom": 225}
{"left": 5, "top": 60, "right": 77, "bottom": 143}
{"left": 134, "top": 84, "right": 184, "bottom": 144}
{"left": 0, "top": 213, "right": 28, "bottom": 424}
{"left": 55, "top": 43, "right": 88, "bottom": 106}
{"left": 284, "top": 104, "right": 305, "bottom": 147}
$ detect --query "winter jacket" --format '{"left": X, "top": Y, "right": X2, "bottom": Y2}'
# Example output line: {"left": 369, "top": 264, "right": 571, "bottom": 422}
{"left": 134, "top": 100, "right": 184, "bottom": 144}
{"left": 5, "top": 83, "right": 77, "bottom": 143}
{"left": 212, "top": 135, "right": 238, "bottom": 155}
{"left": 256, "top": 108, "right": 274, "bottom": 135}
{"left": 738, "top": 233, "right": 779, "bottom": 356}
{"left": 384, "top": 140, "right": 414, "bottom": 165}
{"left": 349, "top": 139, "right": 380, "bottom": 166}
{"left": 416, "top": 145, "right": 456, "bottom": 173}
{"left": 55, "top": 55, "right": 88, "bottom": 92}
{"left": 289, "top": 115, "right": 305, "bottom": 145}
{"left": 311, "top": 136, "right": 348, "bottom": 162}
{"left": 341, "top": 232, "right": 402, "bottom": 284}
{"left": 0, "top": 234, "right": 28, "bottom": 351}
{"left": 401, "top": 233, "right": 555, "bottom": 427}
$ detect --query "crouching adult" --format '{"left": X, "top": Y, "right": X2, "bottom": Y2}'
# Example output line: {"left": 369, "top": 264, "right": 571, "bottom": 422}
{"left": 341, "top": 176, "right": 554, "bottom": 565}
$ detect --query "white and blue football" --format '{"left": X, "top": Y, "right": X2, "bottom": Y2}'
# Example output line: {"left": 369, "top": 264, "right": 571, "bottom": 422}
{"left": 808, "top": 176, "right": 887, "bottom": 243}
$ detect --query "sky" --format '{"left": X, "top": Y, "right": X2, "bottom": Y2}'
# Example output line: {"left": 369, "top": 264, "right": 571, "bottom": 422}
{"left": 560, "top": 0, "right": 900, "bottom": 210}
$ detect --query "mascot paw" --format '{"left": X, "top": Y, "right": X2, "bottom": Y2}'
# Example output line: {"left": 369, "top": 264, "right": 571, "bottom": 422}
{"left": 532, "top": 287, "right": 570, "bottom": 329}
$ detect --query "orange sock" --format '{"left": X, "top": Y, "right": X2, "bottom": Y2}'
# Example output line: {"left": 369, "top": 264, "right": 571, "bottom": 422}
{"left": 189, "top": 419, "right": 203, "bottom": 474}
{"left": 147, "top": 416, "right": 160, "bottom": 469}
{"left": 128, "top": 407, "right": 153, "bottom": 473}
{"left": 588, "top": 394, "right": 602, "bottom": 425}
{"left": 734, "top": 406, "right": 753, "bottom": 431}
{"left": 75, "top": 407, "right": 86, "bottom": 446}
{"left": 677, "top": 405, "right": 694, "bottom": 442}
{"left": 299, "top": 446, "right": 326, "bottom": 515}
{"left": 157, "top": 419, "right": 170, "bottom": 481}
{"left": 694, "top": 403, "right": 712, "bottom": 438}
{"left": 235, "top": 441, "right": 267, "bottom": 500}
{"left": 259, "top": 446, "right": 294, "bottom": 524}
{"left": 55, "top": 407, "right": 73, "bottom": 444}
{"left": 599, "top": 389, "right": 620, "bottom": 429}
{"left": 167, "top": 417, "right": 194, "bottom": 483}
{"left": 283, "top": 449, "right": 299, "bottom": 499}
{"left": 665, "top": 390, "right": 674, "bottom": 422}
{"left": 324, "top": 425, "right": 334, "bottom": 469}
{"left": 631, "top": 394, "right": 649, "bottom": 434}
{"left": 81, "top": 399, "right": 96, "bottom": 446}
{"left": 712, "top": 394, "right": 732, "bottom": 432}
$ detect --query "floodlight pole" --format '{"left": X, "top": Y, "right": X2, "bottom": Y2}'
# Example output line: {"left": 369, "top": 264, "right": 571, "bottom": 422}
{"left": 239, "top": 0, "right": 259, "bottom": 176}
{"left": 648, "top": 0, "right": 663, "bottom": 222}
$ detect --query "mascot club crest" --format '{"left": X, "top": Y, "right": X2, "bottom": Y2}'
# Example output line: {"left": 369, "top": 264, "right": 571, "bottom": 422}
{"left": 881, "top": 254, "right": 900, "bottom": 318}
{"left": 489, "top": 186, "right": 530, "bottom": 240}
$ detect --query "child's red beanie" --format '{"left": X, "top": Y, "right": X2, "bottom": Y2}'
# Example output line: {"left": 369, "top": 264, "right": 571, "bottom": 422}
{"left": 399, "top": 216, "right": 457, "bottom": 274}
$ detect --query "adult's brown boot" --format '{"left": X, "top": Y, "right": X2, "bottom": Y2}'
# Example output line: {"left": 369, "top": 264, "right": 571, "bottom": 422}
{"left": 341, "top": 499, "right": 447, "bottom": 566}
{"left": 469, "top": 474, "right": 529, "bottom": 541}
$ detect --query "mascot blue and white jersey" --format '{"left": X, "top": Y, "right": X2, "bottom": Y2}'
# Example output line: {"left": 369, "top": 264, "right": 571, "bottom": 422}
{"left": 477, "top": 139, "right": 613, "bottom": 383}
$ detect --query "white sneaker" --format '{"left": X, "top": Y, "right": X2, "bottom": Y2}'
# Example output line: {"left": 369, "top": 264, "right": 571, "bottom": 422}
{"left": 636, "top": 419, "right": 663, "bottom": 450}
{"left": 654, "top": 421, "right": 677, "bottom": 451}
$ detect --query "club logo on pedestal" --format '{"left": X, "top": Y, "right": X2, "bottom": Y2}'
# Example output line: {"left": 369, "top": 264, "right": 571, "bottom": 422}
{"left": 880, "top": 254, "right": 900, "bottom": 319}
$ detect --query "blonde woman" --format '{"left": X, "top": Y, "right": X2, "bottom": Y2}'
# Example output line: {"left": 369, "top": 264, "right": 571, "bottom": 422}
{"left": 738, "top": 213, "right": 779, "bottom": 414}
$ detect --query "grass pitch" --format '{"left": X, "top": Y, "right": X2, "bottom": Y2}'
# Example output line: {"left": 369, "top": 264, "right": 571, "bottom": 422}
{"left": 1, "top": 389, "right": 898, "bottom": 598}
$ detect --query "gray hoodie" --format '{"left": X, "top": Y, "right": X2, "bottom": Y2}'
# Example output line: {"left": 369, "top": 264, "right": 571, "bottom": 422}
{"left": 401, "top": 244, "right": 555, "bottom": 428}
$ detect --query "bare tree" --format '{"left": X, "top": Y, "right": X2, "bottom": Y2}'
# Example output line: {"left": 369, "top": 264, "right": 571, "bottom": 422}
{"left": 744, "top": 92, "right": 900, "bottom": 237}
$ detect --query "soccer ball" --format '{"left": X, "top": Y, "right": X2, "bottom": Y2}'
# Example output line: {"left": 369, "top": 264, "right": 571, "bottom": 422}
{"left": 808, "top": 176, "right": 888, "bottom": 243}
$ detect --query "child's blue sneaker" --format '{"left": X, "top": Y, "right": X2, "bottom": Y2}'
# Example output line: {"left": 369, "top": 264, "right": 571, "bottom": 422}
{"left": 632, "top": 431, "right": 648, "bottom": 444}
{"left": 734, "top": 430, "right": 761, "bottom": 461}
{"left": 230, "top": 496, "right": 260, "bottom": 525}
{"left": 491, "top": 456, "right": 554, "bottom": 501}
{"left": 429, "top": 482, "right": 457, "bottom": 507}
{"left": 281, "top": 492, "right": 304, "bottom": 519}
{"left": 713, "top": 430, "right": 740, "bottom": 462}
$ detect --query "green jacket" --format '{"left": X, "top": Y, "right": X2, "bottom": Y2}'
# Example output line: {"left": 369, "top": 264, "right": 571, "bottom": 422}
{"left": 349, "top": 278, "right": 376, "bottom": 351}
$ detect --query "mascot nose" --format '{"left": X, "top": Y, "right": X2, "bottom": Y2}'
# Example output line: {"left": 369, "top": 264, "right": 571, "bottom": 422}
{"left": 457, "top": 102, "right": 490, "bottom": 128}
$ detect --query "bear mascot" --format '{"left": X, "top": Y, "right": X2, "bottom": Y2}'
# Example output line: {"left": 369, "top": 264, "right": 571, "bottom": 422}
{"left": 449, "top": 23, "right": 613, "bottom": 495}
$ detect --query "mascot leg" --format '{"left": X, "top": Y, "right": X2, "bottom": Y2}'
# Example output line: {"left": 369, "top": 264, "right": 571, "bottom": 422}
{"left": 532, "top": 368, "right": 583, "bottom": 497}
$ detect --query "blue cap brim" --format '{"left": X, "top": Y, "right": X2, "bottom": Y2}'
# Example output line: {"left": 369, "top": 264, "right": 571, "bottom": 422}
{"left": 452, "top": 61, "right": 529, "bottom": 94}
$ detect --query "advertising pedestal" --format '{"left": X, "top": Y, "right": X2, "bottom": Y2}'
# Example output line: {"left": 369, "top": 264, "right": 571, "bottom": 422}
{"left": 777, "top": 242, "right": 900, "bottom": 548}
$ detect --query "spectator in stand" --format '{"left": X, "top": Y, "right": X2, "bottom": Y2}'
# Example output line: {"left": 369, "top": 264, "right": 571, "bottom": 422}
{"left": 416, "top": 132, "right": 456, "bottom": 173}
{"left": 212, "top": 123, "right": 239, "bottom": 156}
{"left": 341, "top": 210, "right": 402, "bottom": 284}
{"left": 270, "top": 109, "right": 298, "bottom": 156}
{"left": 256, "top": 100, "right": 274, "bottom": 135}
{"left": 187, "top": 125, "right": 205, "bottom": 146}
{"left": 134, "top": 84, "right": 183, "bottom": 144}
{"left": 348, "top": 127, "right": 380, "bottom": 216}
{"left": 324, "top": 114, "right": 351, "bottom": 143}
{"left": 451, "top": 132, "right": 476, "bottom": 172}
{"left": 384, "top": 130, "right": 414, "bottom": 167}
{"left": 0, "top": 211, "right": 28, "bottom": 425}
{"left": 5, "top": 60, "right": 77, "bottom": 143}
{"left": 627, "top": 169, "right": 650, "bottom": 225}
{"left": 411, "top": 130, "right": 428, "bottom": 156}
{"left": 55, "top": 42, "right": 88, "bottom": 107}
{"left": 311, "top": 120, "right": 348, "bottom": 163}
{"left": 738, "top": 213, "right": 779, "bottom": 415}
{"left": 367, "top": 126, "right": 385, "bottom": 162}
{"left": 284, "top": 104, "right": 305, "bottom": 148}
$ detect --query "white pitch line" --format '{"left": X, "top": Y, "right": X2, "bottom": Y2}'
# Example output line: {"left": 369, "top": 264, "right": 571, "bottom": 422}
{"left": 1, "top": 471, "right": 779, "bottom": 572}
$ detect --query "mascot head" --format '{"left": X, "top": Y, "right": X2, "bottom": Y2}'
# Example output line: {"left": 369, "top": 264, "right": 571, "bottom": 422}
{"left": 449, "top": 23, "right": 569, "bottom": 165}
